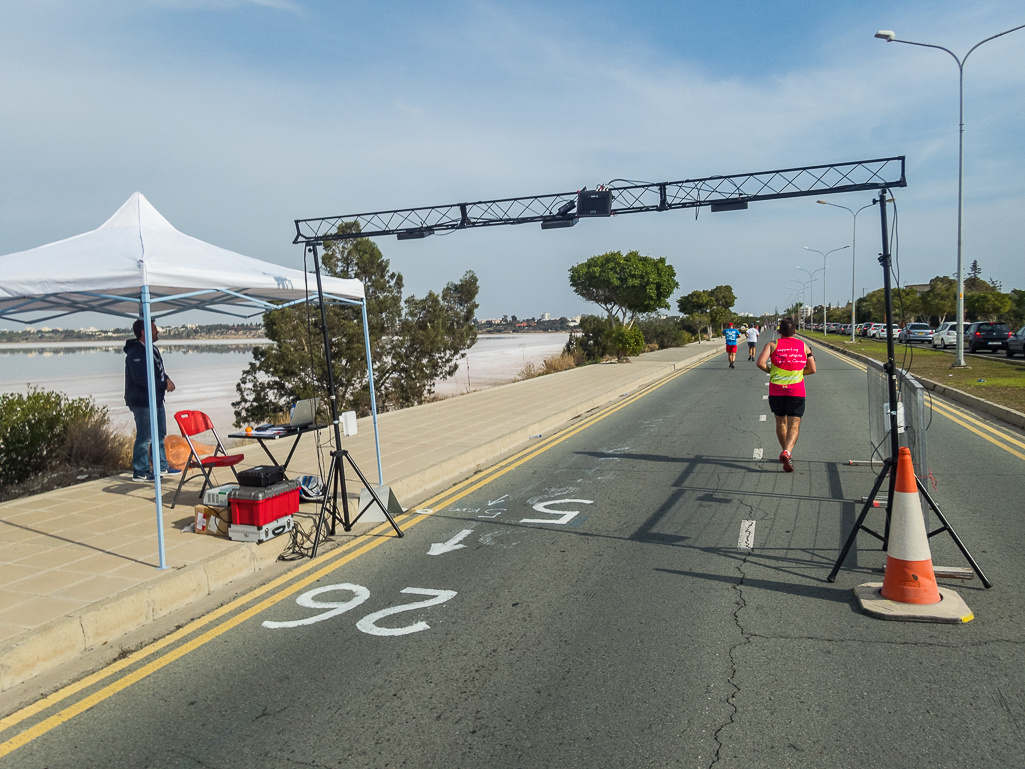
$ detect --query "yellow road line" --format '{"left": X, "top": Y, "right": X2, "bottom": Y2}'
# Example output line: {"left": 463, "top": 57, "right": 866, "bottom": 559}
{"left": 0, "top": 353, "right": 711, "bottom": 756}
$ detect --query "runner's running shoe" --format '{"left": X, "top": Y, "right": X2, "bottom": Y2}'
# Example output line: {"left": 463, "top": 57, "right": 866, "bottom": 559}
{"left": 780, "top": 450, "right": 794, "bottom": 472}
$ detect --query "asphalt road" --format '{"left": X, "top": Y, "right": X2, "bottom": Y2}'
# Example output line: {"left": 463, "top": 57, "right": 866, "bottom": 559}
{"left": 4, "top": 338, "right": 1024, "bottom": 768}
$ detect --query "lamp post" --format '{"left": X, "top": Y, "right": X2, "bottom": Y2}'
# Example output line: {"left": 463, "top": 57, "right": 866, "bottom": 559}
{"left": 794, "top": 270, "right": 821, "bottom": 329}
{"left": 788, "top": 278, "right": 813, "bottom": 326}
{"left": 817, "top": 200, "right": 874, "bottom": 341}
{"left": 875, "top": 24, "right": 1025, "bottom": 367}
{"left": 801, "top": 245, "right": 848, "bottom": 335}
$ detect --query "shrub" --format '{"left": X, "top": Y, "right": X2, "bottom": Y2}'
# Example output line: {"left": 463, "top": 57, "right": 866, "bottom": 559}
{"left": 608, "top": 324, "right": 646, "bottom": 360}
{"left": 517, "top": 351, "right": 583, "bottom": 381}
{"left": 564, "top": 315, "right": 615, "bottom": 362}
{"left": 0, "top": 388, "right": 128, "bottom": 488}
{"left": 637, "top": 315, "right": 693, "bottom": 349}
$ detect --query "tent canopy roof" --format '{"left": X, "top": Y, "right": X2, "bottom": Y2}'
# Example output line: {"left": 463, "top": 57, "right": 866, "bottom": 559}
{"left": 0, "top": 192, "right": 363, "bottom": 324}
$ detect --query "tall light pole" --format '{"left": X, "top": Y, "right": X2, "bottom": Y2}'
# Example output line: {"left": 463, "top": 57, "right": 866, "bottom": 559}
{"left": 875, "top": 24, "right": 1025, "bottom": 366}
{"left": 794, "top": 270, "right": 822, "bottom": 329}
{"left": 788, "top": 278, "right": 813, "bottom": 325}
{"left": 802, "top": 246, "right": 849, "bottom": 335}
{"left": 817, "top": 200, "right": 874, "bottom": 341}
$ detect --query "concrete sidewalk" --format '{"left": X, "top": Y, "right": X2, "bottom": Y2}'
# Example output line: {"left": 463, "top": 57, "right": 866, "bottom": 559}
{"left": 0, "top": 342, "right": 723, "bottom": 691}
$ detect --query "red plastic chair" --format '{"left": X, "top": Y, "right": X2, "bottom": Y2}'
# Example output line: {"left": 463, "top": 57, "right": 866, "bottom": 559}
{"left": 170, "top": 410, "right": 244, "bottom": 509}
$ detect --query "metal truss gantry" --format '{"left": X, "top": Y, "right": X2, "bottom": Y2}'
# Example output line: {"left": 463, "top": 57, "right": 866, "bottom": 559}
{"left": 294, "top": 156, "right": 906, "bottom": 244}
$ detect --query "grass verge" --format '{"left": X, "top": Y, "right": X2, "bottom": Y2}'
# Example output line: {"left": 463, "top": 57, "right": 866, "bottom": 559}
{"left": 800, "top": 331, "right": 1025, "bottom": 414}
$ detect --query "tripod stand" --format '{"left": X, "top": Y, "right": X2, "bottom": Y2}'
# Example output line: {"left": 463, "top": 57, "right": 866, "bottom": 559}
{"left": 301, "top": 241, "right": 403, "bottom": 559}
{"left": 826, "top": 189, "right": 990, "bottom": 587}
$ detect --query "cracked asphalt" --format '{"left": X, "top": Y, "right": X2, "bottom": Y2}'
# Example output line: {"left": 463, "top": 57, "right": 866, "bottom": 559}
{"left": 6, "top": 341, "right": 1023, "bottom": 768}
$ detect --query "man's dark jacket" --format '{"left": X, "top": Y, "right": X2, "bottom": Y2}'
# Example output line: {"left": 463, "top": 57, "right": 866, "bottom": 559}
{"left": 123, "top": 338, "right": 168, "bottom": 408}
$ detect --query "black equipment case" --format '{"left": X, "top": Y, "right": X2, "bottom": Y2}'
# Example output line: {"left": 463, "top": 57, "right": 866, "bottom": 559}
{"left": 237, "top": 464, "right": 286, "bottom": 488}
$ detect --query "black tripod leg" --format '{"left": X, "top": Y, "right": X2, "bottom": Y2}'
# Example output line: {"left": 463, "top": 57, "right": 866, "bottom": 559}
{"left": 310, "top": 454, "right": 339, "bottom": 559}
{"left": 343, "top": 453, "right": 404, "bottom": 537}
{"left": 882, "top": 462, "right": 896, "bottom": 550}
{"left": 828, "top": 460, "right": 892, "bottom": 583}
{"left": 917, "top": 480, "right": 993, "bottom": 588}
{"left": 337, "top": 452, "right": 352, "bottom": 532}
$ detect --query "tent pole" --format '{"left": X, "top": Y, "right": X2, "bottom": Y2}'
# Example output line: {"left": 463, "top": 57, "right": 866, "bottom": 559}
{"left": 141, "top": 286, "right": 167, "bottom": 570}
{"left": 362, "top": 298, "right": 384, "bottom": 484}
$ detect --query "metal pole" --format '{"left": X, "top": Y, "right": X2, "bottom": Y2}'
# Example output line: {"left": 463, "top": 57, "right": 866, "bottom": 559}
{"left": 140, "top": 286, "right": 167, "bottom": 570}
{"left": 877, "top": 190, "right": 901, "bottom": 463}
{"left": 878, "top": 24, "right": 1025, "bottom": 367}
{"left": 308, "top": 244, "right": 345, "bottom": 454}
{"left": 361, "top": 299, "right": 384, "bottom": 484}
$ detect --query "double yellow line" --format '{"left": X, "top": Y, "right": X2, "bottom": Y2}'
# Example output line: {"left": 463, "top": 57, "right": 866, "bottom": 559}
{"left": 0, "top": 352, "right": 712, "bottom": 757}
{"left": 810, "top": 340, "right": 1025, "bottom": 462}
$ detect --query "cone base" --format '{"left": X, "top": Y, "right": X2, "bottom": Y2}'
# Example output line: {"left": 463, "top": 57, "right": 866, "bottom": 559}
{"left": 855, "top": 583, "right": 973, "bottom": 624}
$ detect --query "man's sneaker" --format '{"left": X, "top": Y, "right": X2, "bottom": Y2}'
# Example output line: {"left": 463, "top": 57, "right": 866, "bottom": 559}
{"left": 780, "top": 450, "right": 794, "bottom": 472}
{"left": 729, "top": 362, "right": 735, "bottom": 369}
{"left": 131, "top": 473, "right": 155, "bottom": 483}
{"left": 161, "top": 468, "right": 182, "bottom": 477}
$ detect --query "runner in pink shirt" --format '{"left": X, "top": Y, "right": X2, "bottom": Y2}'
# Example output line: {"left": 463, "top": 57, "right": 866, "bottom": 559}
{"left": 756, "top": 317, "right": 816, "bottom": 472}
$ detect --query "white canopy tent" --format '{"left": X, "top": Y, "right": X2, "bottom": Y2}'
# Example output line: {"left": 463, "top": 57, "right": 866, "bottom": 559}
{"left": 0, "top": 193, "right": 384, "bottom": 568}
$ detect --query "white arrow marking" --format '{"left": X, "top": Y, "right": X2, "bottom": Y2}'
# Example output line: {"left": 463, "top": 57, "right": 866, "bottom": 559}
{"left": 427, "top": 529, "right": 474, "bottom": 556}
{"left": 488, "top": 494, "right": 509, "bottom": 505}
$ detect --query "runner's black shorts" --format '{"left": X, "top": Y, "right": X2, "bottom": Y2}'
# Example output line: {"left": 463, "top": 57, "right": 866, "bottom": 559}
{"left": 747, "top": 341, "right": 756, "bottom": 349}
{"left": 768, "top": 395, "right": 806, "bottom": 418}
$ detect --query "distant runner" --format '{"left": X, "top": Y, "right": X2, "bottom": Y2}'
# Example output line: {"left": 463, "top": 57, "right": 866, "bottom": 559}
{"left": 756, "top": 317, "right": 816, "bottom": 472}
{"left": 745, "top": 325, "right": 760, "bottom": 361}
{"left": 724, "top": 322, "right": 740, "bottom": 369}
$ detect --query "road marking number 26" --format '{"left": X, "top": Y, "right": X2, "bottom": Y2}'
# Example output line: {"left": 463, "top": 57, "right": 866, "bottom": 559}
{"left": 263, "top": 584, "right": 457, "bottom": 636}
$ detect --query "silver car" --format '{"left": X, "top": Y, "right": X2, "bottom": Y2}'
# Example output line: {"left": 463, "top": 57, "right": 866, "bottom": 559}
{"left": 898, "top": 323, "right": 934, "bottom": 344}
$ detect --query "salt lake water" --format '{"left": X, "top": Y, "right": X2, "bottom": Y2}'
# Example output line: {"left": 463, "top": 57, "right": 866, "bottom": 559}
{"left": 0, "top": 333, "right": 569, "bottom": 433}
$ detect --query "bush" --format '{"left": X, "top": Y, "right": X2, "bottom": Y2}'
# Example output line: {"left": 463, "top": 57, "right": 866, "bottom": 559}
{"left": 564, "top": 315, "right": 614, "bottom": 362}
{"left": 637, "top": 315, "right": 693, "bottom": 349}
{"left": 0, "top": 388, "right": 128, "bottom": 488}
{"left": 608, "top": 324, "right": 646, "bottom": 359}
{"left": 518, "top": 351, "right": 584, "bottom": 381}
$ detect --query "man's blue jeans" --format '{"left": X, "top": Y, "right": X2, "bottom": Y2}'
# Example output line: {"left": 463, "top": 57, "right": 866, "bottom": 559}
{"left": 129, "top": 404, "right": 168, "bottom": 476}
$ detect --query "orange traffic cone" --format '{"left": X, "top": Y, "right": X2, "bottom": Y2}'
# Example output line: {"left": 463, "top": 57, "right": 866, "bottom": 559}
{"left": 854, "top": 446, "right": 973, "bottom": 624}
{"left": 879, "top": 447, "right": 940, "bottom": 605}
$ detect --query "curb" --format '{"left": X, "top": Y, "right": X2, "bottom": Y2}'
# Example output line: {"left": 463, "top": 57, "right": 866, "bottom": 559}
{"left": 801, "top": 335, "right": 1025, "bottom": 430}
{"left": 0, "top": 343, "right": 723, "bottom": 692}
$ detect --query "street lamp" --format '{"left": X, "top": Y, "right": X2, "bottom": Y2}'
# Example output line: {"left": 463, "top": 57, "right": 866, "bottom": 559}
{"left": 817, "top": 200, "right": 874, "bottom": 341}
{"left": 794, "top": 270, "right": 822, "bottom": 329}
{"left": 788, "top": 278, "right": 813, "bottom": 326}
{"left": 875, "top": 23, "right": 1025, "bottom": 366}
{"left": 801, "top": 245, "right": 849, "bottom": 335}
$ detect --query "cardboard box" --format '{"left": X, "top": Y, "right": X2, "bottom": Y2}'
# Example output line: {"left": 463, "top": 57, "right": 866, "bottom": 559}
{"left": 194, "top": 504, "right": 231, "bottom": 538}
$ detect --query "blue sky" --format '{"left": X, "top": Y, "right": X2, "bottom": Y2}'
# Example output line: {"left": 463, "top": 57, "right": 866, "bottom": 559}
{"left": 1, "top": 0, "right": 1022, "bottom": 325}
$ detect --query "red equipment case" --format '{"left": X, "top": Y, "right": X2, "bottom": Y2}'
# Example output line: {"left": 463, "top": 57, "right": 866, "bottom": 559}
{"left": 228, "top": 480, "right": 300, "bottom": 526}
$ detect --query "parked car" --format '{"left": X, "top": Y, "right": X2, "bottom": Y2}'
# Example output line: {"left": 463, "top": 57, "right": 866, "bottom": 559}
{"left": 898, "top": 323, "right": 934, "bottom": 344}
{"left": 864, "top": 322, "right": 883, "bottom": 338}
{"left": 1007, "top": 326, "right": 1025, "bottom": 358}
{"left": 932, "top": 322, "right": 969, "bottom": 349}
{"left": 966, "top": 321, "right": 1011, "bottom": 353}
{"left": 870, "top": 323, "right": 899, "bottom": 339}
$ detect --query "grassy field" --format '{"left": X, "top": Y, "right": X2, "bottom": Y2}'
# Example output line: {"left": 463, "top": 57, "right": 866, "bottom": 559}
{"left": 799, "top": 330, "right": 1025, "bottom": 414}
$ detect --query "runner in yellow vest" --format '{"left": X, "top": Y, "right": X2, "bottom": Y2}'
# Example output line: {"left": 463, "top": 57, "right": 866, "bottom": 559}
{"left": 756, "top": 317, "right": 816, "bottom": 472}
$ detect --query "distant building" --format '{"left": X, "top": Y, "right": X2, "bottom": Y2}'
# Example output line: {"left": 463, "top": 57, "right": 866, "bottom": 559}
{"left": 540, "top": 312, "right": 550, "bottom": 321}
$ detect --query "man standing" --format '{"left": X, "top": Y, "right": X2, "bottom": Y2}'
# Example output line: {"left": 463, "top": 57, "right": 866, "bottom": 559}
{"left": 756, "top": 317, "right": 816, "bottom": 472}
{"left": 124, "top": 320, "right": 178, "bottom": 482}
{"left": 723, "top": 322, "right": 740, "bottom": 369}
{"left": 745, "top": 324, "right": 760, "bottom": 361}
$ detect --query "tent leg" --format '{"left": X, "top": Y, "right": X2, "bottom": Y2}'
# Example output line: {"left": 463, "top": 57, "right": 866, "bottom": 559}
{"left": 141, "top": 287, "right": 168, "bottom": 570}
{"left": 362, "top": 299, "right": 384, "bottom": 485}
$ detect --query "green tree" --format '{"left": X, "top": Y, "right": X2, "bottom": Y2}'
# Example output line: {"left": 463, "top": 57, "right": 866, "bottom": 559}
{"left": 233, "top": 223, "right": 479, "bottom": 423}
{"left": 919, "top": 275, "right": 956, "bottom": 325}
{"left": 569, "top": 250, "right": 679, "bottom": 327}
{"left": 965, "top": 291, "right": 1012, "bottom": 321}
{"left": 678, "top": 285, "right": 736, "bottom": 339}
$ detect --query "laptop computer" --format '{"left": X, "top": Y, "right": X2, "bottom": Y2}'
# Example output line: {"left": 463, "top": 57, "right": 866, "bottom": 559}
{"left": 289, "top": 398, "right": 319, "bottom": 427}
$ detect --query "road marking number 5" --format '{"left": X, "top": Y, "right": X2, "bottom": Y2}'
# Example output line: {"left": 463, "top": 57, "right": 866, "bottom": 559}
{"left": 520, "top": 498, "right": 593, "bottom": 525}
{"left": 263, "top": 584, "right": 457, "bottom": 636}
